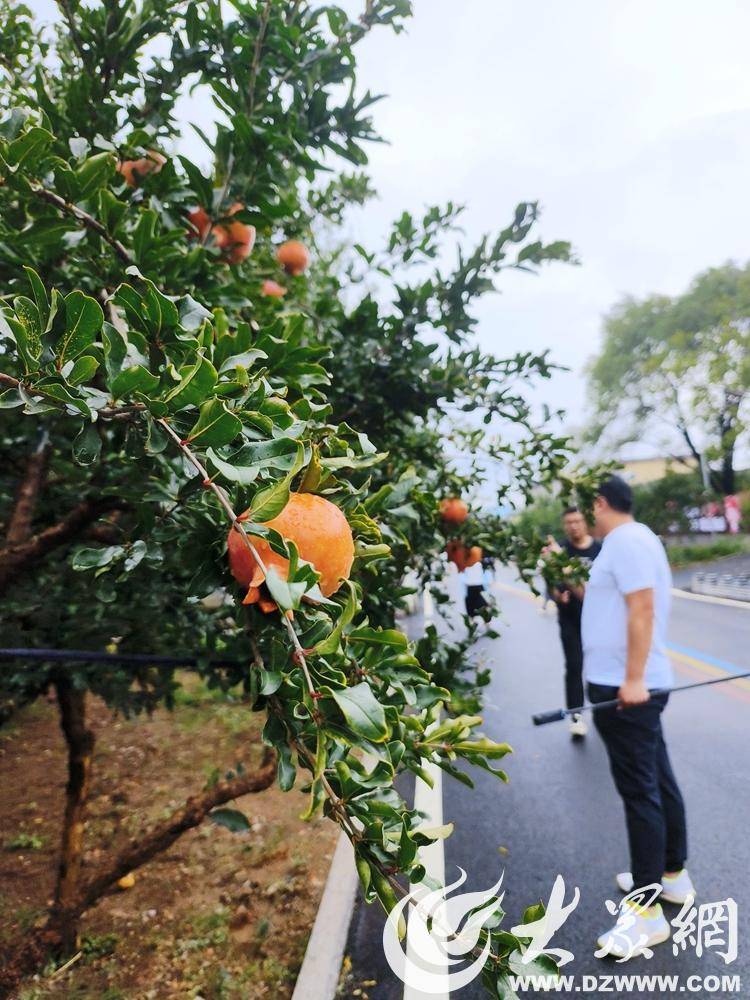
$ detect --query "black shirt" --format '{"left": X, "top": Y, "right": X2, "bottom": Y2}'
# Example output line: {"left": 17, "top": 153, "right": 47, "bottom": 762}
{"left": 555, "top": 538, "right": 602, "bottom": 623}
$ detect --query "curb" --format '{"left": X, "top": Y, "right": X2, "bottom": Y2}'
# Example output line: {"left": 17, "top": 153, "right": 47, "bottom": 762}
{"left": 291, "top": 832, "right": 358, "bottom": 1000}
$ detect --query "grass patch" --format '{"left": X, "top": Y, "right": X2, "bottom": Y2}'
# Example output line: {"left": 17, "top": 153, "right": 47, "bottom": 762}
{"left": 667, "top": 537, "right": 749, "bottom": 568}
{"left": 4, "top": 831, "right": 46, "bottom": 851}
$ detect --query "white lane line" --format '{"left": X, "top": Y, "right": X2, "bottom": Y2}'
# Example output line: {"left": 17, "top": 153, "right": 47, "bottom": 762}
{"left": 404, "top": 588, "right": 449, "bottom": 1000}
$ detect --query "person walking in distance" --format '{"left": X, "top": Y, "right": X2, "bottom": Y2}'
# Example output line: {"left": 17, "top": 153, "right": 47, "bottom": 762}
{"left": 547, "top": 508, "right": 601, "bottom": 739}
{"left": 582, "top": 476, "right": 694, "bottom": 960}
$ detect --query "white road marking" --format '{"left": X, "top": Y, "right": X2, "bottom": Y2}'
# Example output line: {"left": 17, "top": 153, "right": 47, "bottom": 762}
{"left": 670, "top": 587, "right": 750, "bottom": 610}
{"left": 404, "top": 588, "right": 449, "bottom": 1000}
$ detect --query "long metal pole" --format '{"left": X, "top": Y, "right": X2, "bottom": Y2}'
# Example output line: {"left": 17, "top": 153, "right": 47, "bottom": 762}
{"left": 532, "top": 669, "right": 750, "bottom": 726}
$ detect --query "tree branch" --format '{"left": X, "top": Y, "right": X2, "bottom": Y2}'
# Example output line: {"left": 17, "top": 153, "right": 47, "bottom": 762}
{"left": 5, "top": 433, "right": 51, "bottom": 546}
{"left": 78, "top": 749, "right": 276, "bottom": 912}
{"left": 0, "top": 496, "right": 130, "bottom": 595}
{"left": 0, "top": 751, "right": 276, "bottom": 997}
{"left": 31, "top": 184, "right": 133, "bottom": 266}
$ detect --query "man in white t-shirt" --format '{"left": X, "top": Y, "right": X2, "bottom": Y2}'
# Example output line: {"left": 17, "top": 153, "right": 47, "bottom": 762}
{"left": 581, "top": 476, "right": 694, "bottom": 960}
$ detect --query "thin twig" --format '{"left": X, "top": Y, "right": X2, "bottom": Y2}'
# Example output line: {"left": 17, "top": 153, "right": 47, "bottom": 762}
{"left": 56, "top": 0, "right": 86, "bottom": 62}
{"left": 247, "top": 0, "right": 273, "bottom": 114}
{"left": 31, "top": 184, "right": 133, "bottom": 265}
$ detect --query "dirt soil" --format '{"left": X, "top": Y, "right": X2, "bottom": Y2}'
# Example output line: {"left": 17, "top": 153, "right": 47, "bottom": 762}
{"left": 0, "top": 677, "right": 339, "bottom": 999}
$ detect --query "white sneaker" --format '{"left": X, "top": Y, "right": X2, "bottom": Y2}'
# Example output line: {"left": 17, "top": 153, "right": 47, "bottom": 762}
{"left": 616, "top": 869, "right": 696, "bottom": 905}
{"left": 596, "top": 900, "right": 671, "bottom": 960}
{"left": 569, "top": 713, "right": 588, "bottom": 737}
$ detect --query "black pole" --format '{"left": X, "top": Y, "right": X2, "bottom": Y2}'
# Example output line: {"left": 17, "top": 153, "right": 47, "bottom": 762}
{"left": 532, "top": 669, "right": 750, "bottom": 726}
{"left": 0, "top": 648, "right": 246, "bottom": 669}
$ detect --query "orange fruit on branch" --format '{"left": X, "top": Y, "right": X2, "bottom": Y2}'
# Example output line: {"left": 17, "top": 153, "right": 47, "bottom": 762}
{"left": 445, "top": 539, "right": 468, "bottom": 571}
{"left": 187, "top": 203, "right": 256, "bottom": 264}
{"left": 117, "top": 150, "right": 165, "bottom": 188}
{"left": 439, "top": 497, "right": 469, "bottom": 524}
{"left": 187, "top": 206, "right": 212, "bottom": 241}
{"left": 276, "top": 239, "right": 309, "bottom": 276}
{"left": 261, "top": 279, "right": 287, "bottom": 298}
{"left": 228, "top": 493, "right": 355, "bottom": 603}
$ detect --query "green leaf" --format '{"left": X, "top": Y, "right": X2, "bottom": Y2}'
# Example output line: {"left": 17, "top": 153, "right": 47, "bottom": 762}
{"left": 277, "top": 745, "right": 296, "bottom": 791}
{"left": 179, "top": 295, "right": 213, "bottom": 332}
{"left": 59, "top": 291, "right": 104, "bottom": 365}
{"left": 314, "top": 581, "right": 357, "bottom": 655}
{"left": 209, "top": 808, "right": 251, "bottom": 833}
{"left": 258, "top": 669, "right": 282, "bottom": 696}
{"left": 72, "top": 423, "right": 102, "bottom": 465}
{"left": 6, "top": 126, "right": 53, "bottom": 169}
{"left": 163, "top": 356, "right": 217, "bottom": 411}
{"left": 67, "top": 355, "right": 99, "bottom": 385}
{"left": 178, "top": 155, "right": 214, "bottom": 207}
{"left": 111, "top": 365, "right": 160, "bottom": 398}
{"left": 186, "top": 399, "right": 242, "bottom": 448}
{"left": 11, "top": 297, "right": 42, "bottom": 372}
{"left": 74, "top": 151, "right": 115, "bottom": 199}
{"left": 264, "top": 565, "right": 307, "bottom": 612}
{"left": 329, "top": 682, "right": 390, "bottom": 743}
{"left": 206, "top": 438, "right": 305, "bottom": 485}
{"left": 244, "top": 442, "right": 305, "bottom": 522}
{"left": 71, "top": 546, "right": 123, "bottom": 571}
{"left": 23, "top": 267, "right": 49, "bottom": 331}
{"left": 348, "top": 626, "right": 408, "bottom": 649}
{"left": 218, "top": 349, "right": 267, "bottom": 374}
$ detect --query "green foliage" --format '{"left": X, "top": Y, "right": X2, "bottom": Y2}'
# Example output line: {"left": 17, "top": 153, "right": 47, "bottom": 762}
{"left": 666, "top": 536, "right": 748, "bottom": 568}
{"left": 0, "top": 1, "right": 582, "bottom": 990}
{"left": 588, "top": 262, "right": 750, "bottom": 494}
{"left": 632, "top": 470, "right": 709, "bottom": 536}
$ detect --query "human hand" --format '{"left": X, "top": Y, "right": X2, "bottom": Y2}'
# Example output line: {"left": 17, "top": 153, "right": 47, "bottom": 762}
{"left": 541, "top": 535, "right": 562, "bottom": 558}
{"left": 617, "top": 679, "right": 650, "bottom": 708}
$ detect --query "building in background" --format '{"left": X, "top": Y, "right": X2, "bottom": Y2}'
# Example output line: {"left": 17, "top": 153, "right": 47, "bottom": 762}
{"left": 620, "top": 454, "right": 698, "bottom": 486}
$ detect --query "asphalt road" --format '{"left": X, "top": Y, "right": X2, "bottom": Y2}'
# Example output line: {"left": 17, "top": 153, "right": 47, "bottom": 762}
{"left": 346, "top": 571, "right": 750, "bottom": 1000}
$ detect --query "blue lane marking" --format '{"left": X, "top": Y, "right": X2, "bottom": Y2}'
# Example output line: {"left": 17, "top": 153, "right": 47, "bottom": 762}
{"left": 667, "top": 642, "right": 748, "bottom": 676}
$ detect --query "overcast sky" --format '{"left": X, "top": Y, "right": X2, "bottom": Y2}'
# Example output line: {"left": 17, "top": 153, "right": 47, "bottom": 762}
{"left": 26, "top": 0, "right": 750, "bottom": 457}
{"left": 333, "top": 0, "right": 750, "bottom": 455}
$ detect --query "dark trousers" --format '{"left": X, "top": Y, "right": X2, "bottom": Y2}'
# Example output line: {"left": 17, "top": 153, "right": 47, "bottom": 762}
{"left": 558, "top": 618, "right": 584, "bottom": 710}
{"left": 588, "top": 683, "right": 688, "bottom": 889}
{"left": 465, "top": 585, "right": 486, "bottom": 617}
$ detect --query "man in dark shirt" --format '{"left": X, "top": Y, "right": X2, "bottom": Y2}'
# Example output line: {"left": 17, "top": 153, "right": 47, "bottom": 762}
{"left": 547, "top": 507, "right": 601, "bottom": 738}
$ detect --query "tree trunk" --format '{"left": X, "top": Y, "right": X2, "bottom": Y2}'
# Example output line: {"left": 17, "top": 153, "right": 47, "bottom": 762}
{"left": 50, "top": 674, "right": 95, "bottom": 954}
{"left": 0, "top": 749, "right": 276, "bottom": 998}
{"left": 720, "top": 445, "right": 736, "bottom": 495}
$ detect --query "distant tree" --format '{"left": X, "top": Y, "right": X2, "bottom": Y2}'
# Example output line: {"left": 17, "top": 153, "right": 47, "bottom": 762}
{"left": 632, "top": 471, "right": 711, "bottom": 537}
{"left": 588, "top": 262, "right": 750, "bottom": 494}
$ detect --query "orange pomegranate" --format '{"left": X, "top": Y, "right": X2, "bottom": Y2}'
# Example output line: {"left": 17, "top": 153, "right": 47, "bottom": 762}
{"left": 445, "top": 539, "right": 468, "bottom": 571}
{"left": 276, "top": 239, "right": 309, "bottom": 276}
{"left": 187, "top": 204, "right": 255, "bottom": 263}
{"left": 187, "top": 206, "right": 212, "bottom": 241}
{"left": 439, "top": 497, "right": 469, "bottom": 524}
{"left": 228, "top": 493, "right": 355, "bottom": 604}
{"left": 117, "top": 150, "right": 165, "bottom": 188}
{"left": 261, "top": 279, "right": 287, "bottom": 298}
{"left": 212, "top": 202, "right": 256, "bottom": 264}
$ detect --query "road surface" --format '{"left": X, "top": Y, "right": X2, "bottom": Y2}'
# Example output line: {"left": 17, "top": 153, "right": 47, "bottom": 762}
{"left": 346, "top": 569, "right": 749, "bottom": 999}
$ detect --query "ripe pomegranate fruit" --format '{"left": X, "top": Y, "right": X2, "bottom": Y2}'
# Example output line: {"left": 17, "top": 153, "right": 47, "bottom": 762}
{"left": 276, "top": 239, "right": 309, "bottom": 276}
{"left": 228, "top": 493, "right": 355, "bottom": 606}
{"left": 439, "top": 497, "right": 469, "bottom": 524}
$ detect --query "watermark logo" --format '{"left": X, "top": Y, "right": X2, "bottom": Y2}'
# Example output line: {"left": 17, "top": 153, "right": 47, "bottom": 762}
{"left": 382, "top": 867, "right": 505, "bottom": 993}
{"left": 382, "top": 870, "right": 738, "bottom": 991}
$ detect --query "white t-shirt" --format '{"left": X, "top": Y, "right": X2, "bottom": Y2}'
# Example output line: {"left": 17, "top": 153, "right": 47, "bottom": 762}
{"left": 463, "top": 562, "right": 484, "bottom": 585}
{"left": 581, "top": 521, "right": 673, "bottom": 689}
